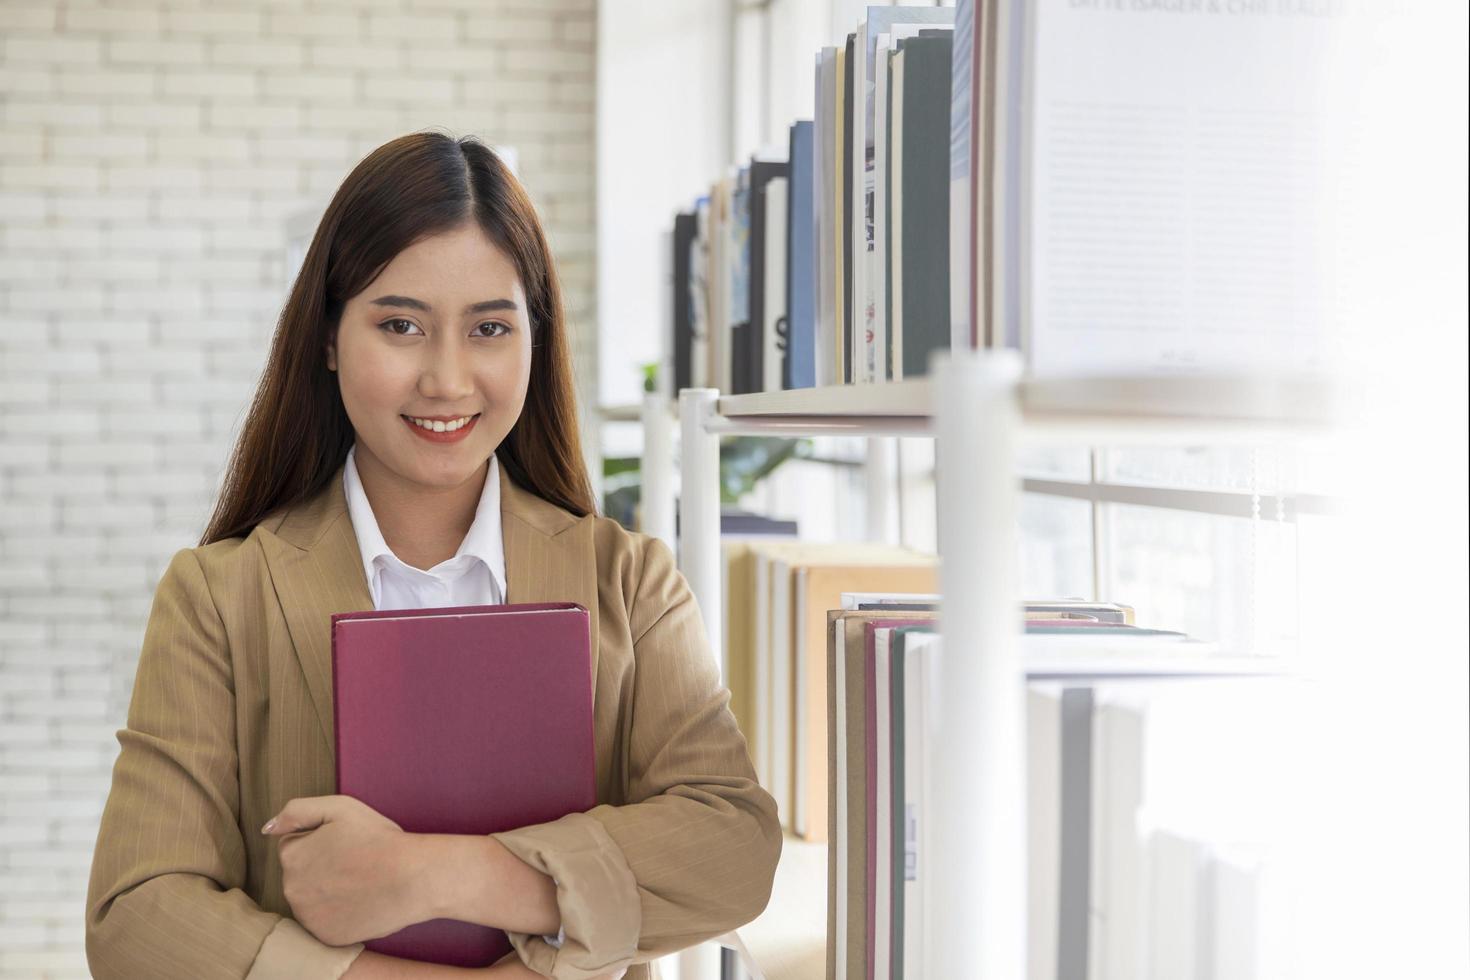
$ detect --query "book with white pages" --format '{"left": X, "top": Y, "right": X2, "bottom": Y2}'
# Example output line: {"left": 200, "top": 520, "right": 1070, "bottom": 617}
{"left": 1026, "top": 684, "right": 1063, "bottom": 980}
{"left": 950, "top": 0, "right": 1000, "bottom": 351}
{"left": 752, "top": 549, "right": 774, "bottom": 793}
{"left": 763, "top": 176, "right": 788, "bottom": 393}
{"left": 841, "top": 591, "right": 941, "bottom": 610}
{"left": 799, "top": 561, "right": 938, "bottom": 843}
{"left": 771, "top": 558, "right": 795, "bottom": 832}
{"left": 1146, "top": 830, "right": 1208, "bottom": 978}
{"left": 1091, "top": 691, "right": 1147, "bottom": 980}
{"left": 949, "top": 0, "right": 978, "bottom": 352}
{"left": 878, "top": 623, "right": 953, "bottom": 980}
{"left": 852, "top": 7, "right": 957, "bottom": 384}
{"left": 873, "top": 22, "right": 950, "bottom": 384}
{"left": 827, "top": 609, "right": 935, "bottom": 980}
{"left": 874, "top": 33, "right": 893, "bottom": 383}
{"left": 897, "top": 626, "right": 929, "bottom": 980}
{"left": 872, "top": 625, "right": 896, "bottom": 980}
{"left": 1023, "top": 0, "right": 1340, "bottom": 375}
{"left": 890, "top": 46, "right": 908, "bottom": 383}
{"left": 828, "top": 616, "right": 850, "bottom": 980}
{"left": 901, "top": 630, "right": 945, "bottom": 980}
{"left": 690, "top": 197, "right": 710, "bottom": 388}
{"left": 707, "top": 175, "right": 729, "bottom": 391}
{"left": 727, "top": 165, "right": 751, "bottom": 395}
{"left": 815, "top": 47, "right": 838, "bottom": 388}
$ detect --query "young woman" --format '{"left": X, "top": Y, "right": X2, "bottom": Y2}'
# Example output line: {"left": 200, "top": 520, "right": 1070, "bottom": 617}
{"left": 85, "top": 132, "right": 781, "bottom": 980}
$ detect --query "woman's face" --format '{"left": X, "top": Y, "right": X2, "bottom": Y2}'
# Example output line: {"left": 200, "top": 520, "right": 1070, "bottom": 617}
{"left": 326, "top": 221, "right": 533, "bottom": 491}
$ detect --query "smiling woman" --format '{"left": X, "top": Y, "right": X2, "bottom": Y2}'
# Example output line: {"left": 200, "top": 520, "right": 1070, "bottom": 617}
{"left": 203, "top": 133, "right": 593, "bottom": 544}
{"left": 84, "top": 132, "right": 781, "bottom": 980}
{"left": 323, "top": 222, "right": 538, "bottom": 568}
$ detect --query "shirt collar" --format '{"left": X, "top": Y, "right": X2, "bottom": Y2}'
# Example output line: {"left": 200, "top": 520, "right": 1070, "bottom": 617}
{"left": 342, "top": 443, "right": 507, "bottom": 602}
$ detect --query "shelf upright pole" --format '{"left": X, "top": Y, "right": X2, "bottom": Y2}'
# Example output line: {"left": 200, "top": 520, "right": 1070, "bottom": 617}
{"left": 676, "top": 386, "right": 725, "bottom": 980}
{"left": 679, "top": 388, "right": 724, "bottom": 683}
{"left": 642, "top": 391, "right": 676, "bottom": 554}
{"left": 865, "top": 435, "right": 896, "bottom": 545}
{"left": 931, "top": 348, "right": 1026, "bottom": 980}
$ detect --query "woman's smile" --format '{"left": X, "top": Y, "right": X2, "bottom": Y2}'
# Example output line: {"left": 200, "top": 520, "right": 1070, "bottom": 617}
{"left": 400, "top": 412, "right": 481, "bottom": 443}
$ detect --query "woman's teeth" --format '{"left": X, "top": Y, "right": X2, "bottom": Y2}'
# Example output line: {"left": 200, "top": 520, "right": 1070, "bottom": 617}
{"left": 406, "top": 415, "right": 476, "bottom": 432}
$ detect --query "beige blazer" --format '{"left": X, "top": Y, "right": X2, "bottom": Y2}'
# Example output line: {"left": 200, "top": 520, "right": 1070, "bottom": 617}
{"left": 85, "top": 460, "right": 781, "bottom": 980}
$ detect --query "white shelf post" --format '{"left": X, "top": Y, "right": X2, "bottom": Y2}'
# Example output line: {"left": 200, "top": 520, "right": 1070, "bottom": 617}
{"left": 642, "top": 392, "right": 676, "bottom": 553}
{"left": 679, "top": 388, "right": 724, "bottom": 683}
{"left": 931, "top": 349, "right": 1027, "bottom": 980}
{"left": 864, "top": 435, "right": 897, "bottom": 545}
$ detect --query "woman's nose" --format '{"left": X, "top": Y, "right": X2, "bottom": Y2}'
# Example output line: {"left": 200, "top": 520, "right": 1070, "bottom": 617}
{"left": 417, "top": 339, "right": 474, "bottom": 400}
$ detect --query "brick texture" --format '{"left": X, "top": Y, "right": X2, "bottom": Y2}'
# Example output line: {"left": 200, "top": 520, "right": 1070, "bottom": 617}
{"left": 0, "top": 1, "right": 597, "bottom": 975}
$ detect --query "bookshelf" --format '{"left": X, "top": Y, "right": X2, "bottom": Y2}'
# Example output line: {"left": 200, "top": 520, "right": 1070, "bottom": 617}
{"left": 644, "top": 351, "right": 1338, "bottom": 980}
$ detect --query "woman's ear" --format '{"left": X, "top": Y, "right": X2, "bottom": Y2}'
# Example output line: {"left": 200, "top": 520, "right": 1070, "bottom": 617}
{"left": 325, "top": 327, "right": 338, "bottom": 372}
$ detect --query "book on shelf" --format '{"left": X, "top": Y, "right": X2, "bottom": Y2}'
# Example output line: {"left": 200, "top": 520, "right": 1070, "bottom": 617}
{"left": 892, "top": 30, "right": 954, "bottom": 380}
{"left": 727, "top": 165, "right": 751, "bottom": 396}
{"left": 709, "top": 173, "right": 730, "bottom": 393}
{"left": 744, "top": 157, "right": 789, "bottom": 395}
{"left": 840, "top": 32, "right": 854, "bottom": 385}
{"left": 1020, "top": 0, "right": 1340, "bottom": 377}
{"left": 690, "top": 195, "right": 711, "bottom": 389}
{"left": 826, "top": 609, "right": 933, "bottom": 980}
{"left": 763, "top": 176, "right": 789, "bottom": 394}
{"left": 796, "top": 560, "right": 941, "bottom": 843}
{"left": 786, "top": 119, "right": 817, "bottom": 390}
{"left": 723, "top": 542, "right": 939, "bottom": 846}
{"left": 814, "top": 591, "right": 1273, "bottom": 980}
{"left": 664, "top": 0, "right": 1341, "bottom": 402}
{"left": 671, "top": 211, "right": 697, "bottom": 394}
{"left": 814, "top": 47, "right": 838, "bottom": 389}
{"left": 852, "top": 8, "right": 956, "bottom": 386}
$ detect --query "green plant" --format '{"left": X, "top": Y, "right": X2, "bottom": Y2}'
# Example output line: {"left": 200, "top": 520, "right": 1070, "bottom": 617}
{"left": 600, "top": 436, "right": 812, "bottom": 527}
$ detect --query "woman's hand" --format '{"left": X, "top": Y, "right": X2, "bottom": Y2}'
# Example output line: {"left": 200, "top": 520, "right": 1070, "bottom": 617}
{"left": 263, "top": 794, "right": 424, "bottom": 947}
{"left": 488, "top": 956, "right": 625, "bottom": 980}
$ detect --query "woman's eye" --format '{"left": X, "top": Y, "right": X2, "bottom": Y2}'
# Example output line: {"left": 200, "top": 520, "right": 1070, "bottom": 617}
{"left": 381, "top": 318, "right": 422, "bottom": 336}
{"left": 475, "top": 321, "right": 509, "bottom": 338}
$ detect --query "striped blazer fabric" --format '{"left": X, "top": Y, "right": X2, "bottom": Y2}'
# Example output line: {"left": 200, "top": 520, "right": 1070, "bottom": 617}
{"left": 85, "top": 459, "right": 782, "bottom": 979}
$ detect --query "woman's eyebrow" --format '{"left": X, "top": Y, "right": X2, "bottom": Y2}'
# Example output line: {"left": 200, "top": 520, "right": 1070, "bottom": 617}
{"left": 369, "top": 295, "right": 519, "bottom": 314}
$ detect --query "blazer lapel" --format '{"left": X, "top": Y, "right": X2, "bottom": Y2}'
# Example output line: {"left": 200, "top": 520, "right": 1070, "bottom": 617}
{"left": 260, "top": 458, "right": 601, "bottom": 762}
{"left": 498, "top": 462, "right": 601, "bottom": 696}
{"left": 259, "top": 462, "right": 374, "bottom": 756}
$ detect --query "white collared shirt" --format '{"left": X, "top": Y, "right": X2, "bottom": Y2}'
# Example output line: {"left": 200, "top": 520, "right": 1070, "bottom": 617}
{"left": 341, "top": 443, "right": 566, "bottom": 951}
{"left": 343, "top": 443, "right": 508, "bottom": 611}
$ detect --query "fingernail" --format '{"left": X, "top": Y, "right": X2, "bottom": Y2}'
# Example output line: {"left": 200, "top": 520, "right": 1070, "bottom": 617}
{"left": 261, "top": 819, "right": 276, "bottom": 834}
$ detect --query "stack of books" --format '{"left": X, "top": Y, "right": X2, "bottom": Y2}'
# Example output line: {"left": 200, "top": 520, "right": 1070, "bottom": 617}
{"left": 821, "top": 596, "right": 1197, "bottom": 980}
{"left": 667, "top": 1, "right": 1339, "bottom": 393}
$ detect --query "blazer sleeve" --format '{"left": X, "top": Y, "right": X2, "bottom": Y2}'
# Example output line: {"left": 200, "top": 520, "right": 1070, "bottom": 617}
{"left": 491, "top": 534, "right": 783, "bottom": 979}
{"left": 85, "top": 547, "right": 365, "bottom": 980}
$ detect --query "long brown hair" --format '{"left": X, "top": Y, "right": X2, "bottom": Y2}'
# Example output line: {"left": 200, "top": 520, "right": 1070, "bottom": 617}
{"left": 200, "top": 132, "right": 595, "bottom": 546}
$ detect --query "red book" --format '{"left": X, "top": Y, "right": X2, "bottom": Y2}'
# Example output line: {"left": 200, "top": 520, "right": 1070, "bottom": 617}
{"left": 331, "top": 602, "right": 596, "bottom": 968}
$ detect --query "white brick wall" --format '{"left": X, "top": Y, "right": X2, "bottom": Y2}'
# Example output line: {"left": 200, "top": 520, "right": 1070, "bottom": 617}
{"left": 0, "top": 1, "right": 596, "bottom": 976}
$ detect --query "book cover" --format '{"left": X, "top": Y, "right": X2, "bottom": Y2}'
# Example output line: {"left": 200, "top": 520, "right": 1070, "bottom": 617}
{"left": 895, "top": 33, "right": 953, "bottom": 379}
{"left": 815, "top": 51, "right": 838, "bottom": 389}
{"left": 748, "top": 159, "right": 790, "bottom": 394}
{"left": 796, "top": 562, "right": 939, "bottom": 843}
{"left": 331, "top": 602, "right": 594, "bottom": 968}
{"left": 672, "top": 211, "right": 696, "bottom": 394}
{"left": 787, "top": 120, "right": 817, "bottom": 390}
{"left": 827, "top": 609, "right": 936, "bottom": 980}
{"left": 763, "top": 176, "right": 789, "bottom": 393}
